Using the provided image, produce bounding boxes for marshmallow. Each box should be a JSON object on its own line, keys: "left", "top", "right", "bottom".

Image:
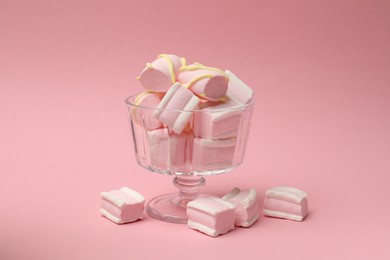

{"left": 187, "top": 196, "right": 236, "bottom": 237}
{"left": 263, "top": 186, "right": 308, "bottom": 221}
{"left": 137, "top": 54, "right": 186, "bottom": 92}
{"left": 178, "top": 63, "right": 229, "bottom": 101}
{"left": 132, "top": 91, "right": 163, "bottom": 130}
{"left": 192, "top": 137, "right": 237, "bottom": 171}
{"left": 225, "top": 70, "right": 254, "bottom": 105}
{"left": 193, "top": 98, "right": 243, "bottom": 139}
{"left": 153, "top": 83, "right": 200, "bottom": 134}
{"left": 148, "top": 128, "right": 193, "bottom": 169}
{"left": 100, "top": 187, "right": 145, "bottom": 224}
{"left": 222, "top": 188, "right": 260, "bottom": 227}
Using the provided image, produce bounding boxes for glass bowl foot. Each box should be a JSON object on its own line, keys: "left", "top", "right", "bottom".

{"left": 146, "top": 193, "right": 189, "bottom": 223}
{"left": 146, "top": 176, "right": 205, "bottom": 224}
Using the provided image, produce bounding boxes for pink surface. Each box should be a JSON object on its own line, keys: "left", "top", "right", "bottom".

{"left": 0, "top": 0, "right": 389, "bottom": 259}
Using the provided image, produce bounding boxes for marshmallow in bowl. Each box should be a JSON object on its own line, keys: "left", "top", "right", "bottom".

{"left": 132, "top": 91, "right": 163, "bottom": 130}
{"left": 263, "top": 186, "right": 308, "bottom": 221}
{"left": 192, "top": 137, "right": 237, "bottom": 171}
{"left": 192, "top": 98, "right": 242, "bottom": 139}
{"left": 153, "top": 82, "right": 200, "bottom": 134}
{"left": 137, "top": 54, "right": 186, "bottom": 92}
{"left": 100, "top": 187, "right": 145, "bottom": 224}
{"left": 178, "top": 63, "right": 229, "bottom": 101}
{"left": 148, "top": 128, "right": 193, "bottom": 169}
{"left": 225, "top": 70, "right": 254, "bottom": 105}
{"left": 131, "top": 53, "right": 255, "bottom": 173}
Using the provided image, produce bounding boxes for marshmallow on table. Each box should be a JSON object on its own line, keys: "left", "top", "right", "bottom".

{"left": 132, "top": 91, "right": 163, "bottom": 130}
{"left": 192, "top": 137, "right": 237, "bottom": 171}
{"left": 178, "top": 63, "right": 229, "bottom": 101}
{"left": 187, "top": 196, "right": 236, "bottom": 237}
{"left": 100, "top": 187, "right": 145, "bottom": 224}
{"left": 193, "top": 98, "right": 243, "bottom": 139}
{"left": 263, "top": 186, "right": 308, "bottom": 221}
{"left": 148, "top": 128, "right": 193, "bottom": 169}
{"left": 153, "top": 83, "right": 200, "bottom": 134}
{"left": 137, "top": 54, "right": 186, "bottom": 92}
{"left": 222, "top": 187, "right": 260, "bottom": 227}
{"left": 225, "top": 70, "right": 254, "bottom": 105}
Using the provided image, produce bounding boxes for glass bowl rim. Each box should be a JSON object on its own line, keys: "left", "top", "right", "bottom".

{"left": 125, "top": 92, "right": 255, "bottom": 113}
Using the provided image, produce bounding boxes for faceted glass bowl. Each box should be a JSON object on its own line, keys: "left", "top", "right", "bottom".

{"left": 125, "top": 93, "right": 254, "bottom": 223}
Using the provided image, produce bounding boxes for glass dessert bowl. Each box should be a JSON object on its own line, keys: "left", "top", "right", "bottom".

{"left": 125, "top": 93, "right": 254, "bottom": 224}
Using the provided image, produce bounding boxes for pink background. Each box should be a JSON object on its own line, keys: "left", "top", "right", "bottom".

{"left": 1, "top": 0, "right": 389, "bottom": 259}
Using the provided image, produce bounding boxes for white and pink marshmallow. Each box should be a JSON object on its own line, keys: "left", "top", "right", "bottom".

{"left": 178, "top": 63, "right": 229, "bottom": 101}
{"left": 263, "top": 186, "right": 309, "bottom": 221}
{"left": 192, "top": 98, "right": 242, "bottom": 139}
{"left": 222, "top": 187, "right": 260, "bottom": 227}
{"left": 137, "top": 54, "right": 186, "bottom": 92}
{"left": 100, "top": 187, "right": 145, "bottom": 224}
{"left": 187, "top": 196, "right": 236, "bottom": 237}
{"left": 192, "top": 137, "right": 237, "bottom": 171}
{"left": 153, "top": 83, "right": 200, "bottom": 134}
{"left": 225, "top": 70, "right": 254, "bottom": 105}
{"left": 132, "top": 91, "right": 163, "bottom": 130}
{"left": 148, "top": 128, "right": 193, "bottom": 169}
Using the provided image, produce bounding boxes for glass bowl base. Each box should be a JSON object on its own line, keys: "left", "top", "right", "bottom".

{"left": 146, "top": 193, "right": 192, "bottom": 224}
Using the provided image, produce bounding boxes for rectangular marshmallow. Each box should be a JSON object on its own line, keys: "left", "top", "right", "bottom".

{"left": 100, "top": 187, "right": 145, "bottom": 224}
{"left": 148, "top": 128, "right": 192, "bottom": 169}
{"left": 192, "top": 137, "right": 237, "bottom": 171}
{"left": 187, "top": 196, "right": 236, "bottom": 237}
{"left": 153, "top": 82, "right": 200, "bottom": 134}
{"left": 222, "top": 188, "right": 260, "bottom": 227}
{"left": 263, "top": 186, "right": 308, "bottom": 221}
{"left": 225, "top": 70, "right": 254, "bottom": 105}
{"left": 192, "top": 99, "right": 243, "bottom": 139}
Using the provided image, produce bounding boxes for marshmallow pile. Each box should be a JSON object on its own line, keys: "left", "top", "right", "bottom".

{"left": 100, "top": 186, "right": 309, "bottom": 237}
{"left": 132, "top": 54, "right": 254, "bottom": 172}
